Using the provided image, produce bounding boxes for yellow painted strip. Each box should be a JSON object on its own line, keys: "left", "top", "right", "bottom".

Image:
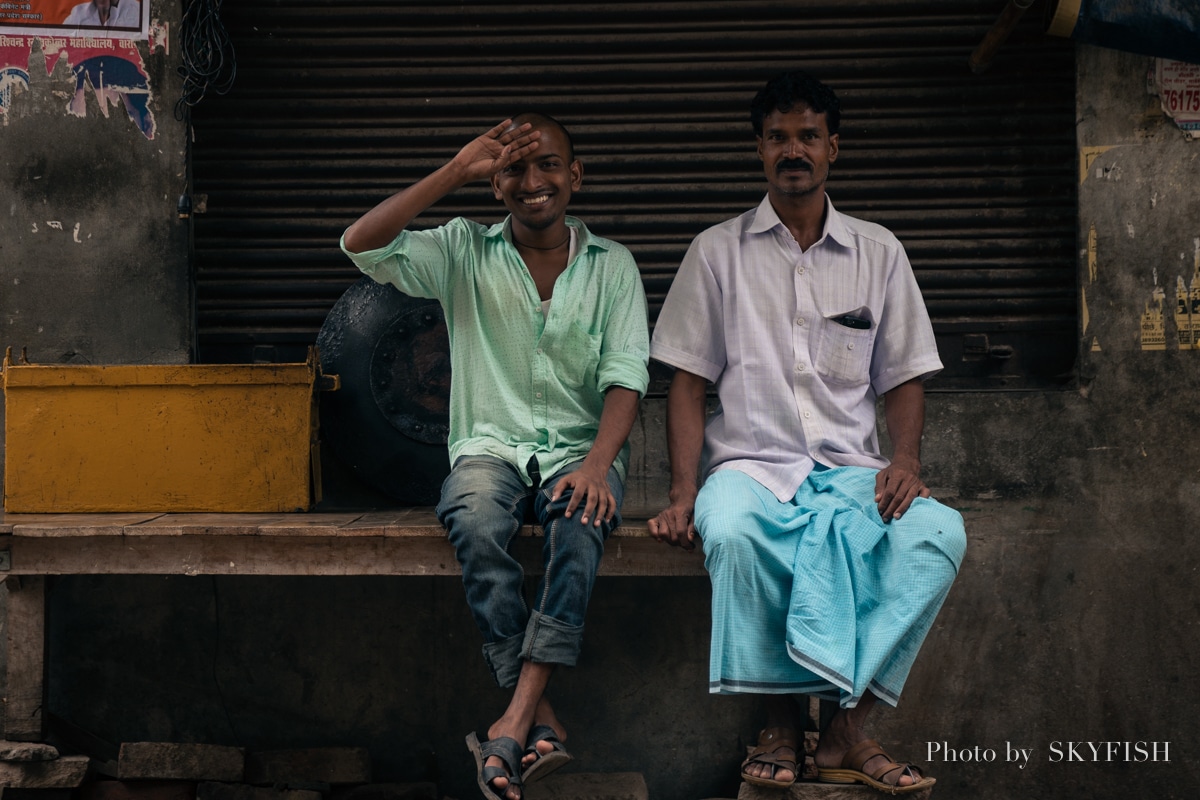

{"left": 3, "top": 363, "right": 314, "bottom": 388}
{"left": 1046, "top": 0, "right": 1081, "bottom": 38}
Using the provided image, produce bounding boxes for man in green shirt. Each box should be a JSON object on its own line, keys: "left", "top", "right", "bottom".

{"left": 341, "top": 115, "right": 650, "bottom": 800}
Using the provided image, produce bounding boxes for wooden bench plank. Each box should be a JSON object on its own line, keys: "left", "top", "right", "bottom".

{"left": 0, "top": 510, "right": 705, "bottom": 577}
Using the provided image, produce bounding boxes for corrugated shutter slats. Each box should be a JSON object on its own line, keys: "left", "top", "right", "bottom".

{"left": 193, "top": 0, "right": 1077, "bottom": 389}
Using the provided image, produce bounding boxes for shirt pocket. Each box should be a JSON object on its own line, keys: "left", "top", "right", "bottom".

{"left": 815, "top": 316, "right": 875, "bottom": 385}
{"left": 550, "top": 321, "right": 603, "bottom": 389}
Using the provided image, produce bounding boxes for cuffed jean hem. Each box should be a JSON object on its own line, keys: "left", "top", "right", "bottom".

{"left": 482, "top": 611, "right": 585, "bottom": 689}
{"left": 521, "top": 610, "right": 584, "bottom": 667}
{"left": 483, "top": 632, "right": 525, "bottom": 689}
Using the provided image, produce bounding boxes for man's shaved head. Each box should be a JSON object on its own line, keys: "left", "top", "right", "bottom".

{"left": 509, "top": 112, "right": 575, "bottom": 162}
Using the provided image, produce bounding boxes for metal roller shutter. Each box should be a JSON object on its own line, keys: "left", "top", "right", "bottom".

{"left": 191, "top": 0, "right": 1078, "bottom": 390}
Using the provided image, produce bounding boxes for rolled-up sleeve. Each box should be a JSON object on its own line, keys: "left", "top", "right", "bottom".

{"left": 596, "top": 252, "right": 651, "bottom": 397}
{"left": 339, "top": 223, "right": 463, "bottom": 300}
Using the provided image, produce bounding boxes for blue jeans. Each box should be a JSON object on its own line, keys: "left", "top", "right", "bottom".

{"left": 436, "top": 454, "right": 622, "bottom": 688}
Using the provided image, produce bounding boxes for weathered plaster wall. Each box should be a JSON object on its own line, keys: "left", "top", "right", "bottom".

{"left": 5, "top": 36, "right": 1200, "bottom": 800}
{"left": 0, "top": 0, "right": 190, "bottom": 494}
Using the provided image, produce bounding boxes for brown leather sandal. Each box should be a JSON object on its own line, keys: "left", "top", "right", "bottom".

{"left": 741, "top": 726, "right": 800, "bottom": 789}
{"left": 816, "top": 738, "right": 935, "bottom": 795}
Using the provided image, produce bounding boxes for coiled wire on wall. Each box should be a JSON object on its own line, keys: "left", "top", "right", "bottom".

{"left": 175, "top": 0, "right": 237, "bottom": 120}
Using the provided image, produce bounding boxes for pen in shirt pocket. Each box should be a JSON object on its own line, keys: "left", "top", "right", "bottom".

{"left": 833, "top": 314, "right": 872, "bottom": 330}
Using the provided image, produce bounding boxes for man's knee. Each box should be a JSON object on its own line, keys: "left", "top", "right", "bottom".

{"left": 892, "top": 496, "right": 967, "bottom": 569}
{"left": 437, "top": 457, "right": 520, "bottom": 521}
{"left": 694, "top": 492, "right": 762, "bottom": 562}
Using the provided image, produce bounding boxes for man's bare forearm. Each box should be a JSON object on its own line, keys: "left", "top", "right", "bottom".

{"left": 883, "top": 377, "right": 925, "bottom": 467}
{"left": 343, "top": 162, "right": 473, "bottom": 253}
{"left": 580, "top": 386, "right": 641, "bottom": 475}
{"left": 665, "top": 369, "right": 708, "bottom": 500}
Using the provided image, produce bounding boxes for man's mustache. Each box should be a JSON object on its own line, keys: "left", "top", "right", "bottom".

{"left": 776, "top": 158, "right": 812, "bottom": 174}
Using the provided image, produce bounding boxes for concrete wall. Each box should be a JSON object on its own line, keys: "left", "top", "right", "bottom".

{"left": 3, "top": 23, "right": 1199, "bottom": 800}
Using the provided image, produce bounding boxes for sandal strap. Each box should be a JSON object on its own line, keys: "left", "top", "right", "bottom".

{"left": 479, "top": 736, "right": 524, "bottom": 789}
{"left": 842, "top": 738, "right": 889, "bottom": 771}
{"left": 525, "top": 723, "right": 566, "bottom": 755}
{"left": 842, "top": 738, "right": 925, "bottom": 785}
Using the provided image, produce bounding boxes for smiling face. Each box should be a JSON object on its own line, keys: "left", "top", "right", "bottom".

{"left": 491, "top": 122, "right": 582, "bottom": 235}
{"left": 757, "top": 105, "right": 839, "bottom": 201}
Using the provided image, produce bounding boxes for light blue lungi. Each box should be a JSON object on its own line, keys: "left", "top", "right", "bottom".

{"left": 694, "top": 466, "right": 966, "bottom": 708}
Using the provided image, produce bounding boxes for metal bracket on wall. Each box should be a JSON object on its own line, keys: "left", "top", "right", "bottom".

{"left": 963, "top": 333, "right": 1015, "bottom": 361}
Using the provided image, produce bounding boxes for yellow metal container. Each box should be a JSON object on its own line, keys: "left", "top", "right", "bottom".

{"left": 2, "top": 348, "right": 334, "bottom": 513}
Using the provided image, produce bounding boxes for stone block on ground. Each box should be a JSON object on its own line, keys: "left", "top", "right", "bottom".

{"left": 523, "top": 772, "right": 647, "bottom": 800}
{"left": 738, "top": 780, "right": 933, "bottom": 800}
{"left": 4, "top": 791, "right": 75, "bottom": 800}
{"left": 115, "top": 744, "right": 245, "bottom": 782}
{"left": 329, "top": 783, "right": 437, "bottom": 800}
{"left": 245, "top": 748, "right": 371, "bottom": 786}
{"left": 0, "top": 755, "right": 90, "bottom": 789}
{"left": 0, "top": 741, "right": 60, "bottom": 762}
{"left": 196, "top": 782, "right": 324, "bottom": 800}
{"left": 80, "top": 778, "right": 198, "bottom": 800}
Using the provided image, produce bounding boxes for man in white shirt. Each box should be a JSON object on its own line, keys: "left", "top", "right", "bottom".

{"left": 649, "top": 71, "right": 966, "bottom": 795}
{"left": 64, "top": 0, "right": 140, "bottom": 29}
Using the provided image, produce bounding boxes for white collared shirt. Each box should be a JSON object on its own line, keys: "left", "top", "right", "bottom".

{"left": 64, "top": 0, "right": 141, "bottom": 28}
{"left": 651, "top": 194, "right": 942, "bottom": 501}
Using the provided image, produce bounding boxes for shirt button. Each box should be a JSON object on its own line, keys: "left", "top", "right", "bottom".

{"left": 795, "top": 317, "right": 805, "bottom": 326}
{"left": 804, "top": 411, "right": 812, "bottom": 419}
{"left": 796, "top": 266, "right": 805, "bottom": 275}
{"left": 795, "top": 363, "right": 805, "bottom": 372}
{"left": 535, "top": 392, "right": 542, "bottom": 398}
{"left": 848, "top": 343, "right": 855, "bottom": 350}
{"left": 536, "top": 348, "right": 543, "bottom": 354}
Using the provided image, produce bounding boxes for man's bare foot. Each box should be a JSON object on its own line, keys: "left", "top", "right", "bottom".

{"left": 741, "top": 695, "right": 801, "bottom": 787}
{"left": 521, "top": 697, "right": 568, "bottom": 769}
{"left": 813, "top": 703, "right": 930, "bottom": 791}
{"left": 467, "top": 732, "right": 524, "bottom": 800}
{"left": 483, "top": 720, "right": 529, "bottom": 800}
{"left": 741, "top": 727, "right": 799, "bottom": 786}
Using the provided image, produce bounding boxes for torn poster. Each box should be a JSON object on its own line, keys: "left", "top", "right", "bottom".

{"left": 1153, "top": 59, "right": 1200, "bottom": 139}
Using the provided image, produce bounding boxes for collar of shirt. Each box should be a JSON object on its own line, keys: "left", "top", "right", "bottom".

{"left": 482, "top": 214, "right": 609, "bottom": 259}
{"left": 744, "top": 194, "right": 857, "bottom": 252}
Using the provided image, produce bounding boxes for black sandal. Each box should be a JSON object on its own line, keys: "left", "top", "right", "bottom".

{"left": 466, "top": 731, "right": 525, "bottom": 800}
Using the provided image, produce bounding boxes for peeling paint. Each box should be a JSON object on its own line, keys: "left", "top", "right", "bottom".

{"left": 1087, "top": 224, "right": 1098, "bottom": 283}
{"left": 1140, "top": 270, "right": 1166, "bottom": 351}
{"left": 1140, "top": 244, "right": 1200, "bottom": 351}
{"left": 1081, "top": 285, "right": 1090, "bottom": 335}
{"left": 1126, "top": 222, "right": 1135, "bottom": 238}
{"left": 1079, "top": 146, "right": 1115, "bottom": 184}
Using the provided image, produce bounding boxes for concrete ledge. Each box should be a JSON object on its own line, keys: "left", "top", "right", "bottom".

{"left": 0, "top": 510, "right": 705, "bottom": 577}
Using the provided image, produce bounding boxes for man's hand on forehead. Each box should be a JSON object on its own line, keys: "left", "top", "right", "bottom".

{"left": 450, "top": 119, "right": 542, "bottom": 182}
